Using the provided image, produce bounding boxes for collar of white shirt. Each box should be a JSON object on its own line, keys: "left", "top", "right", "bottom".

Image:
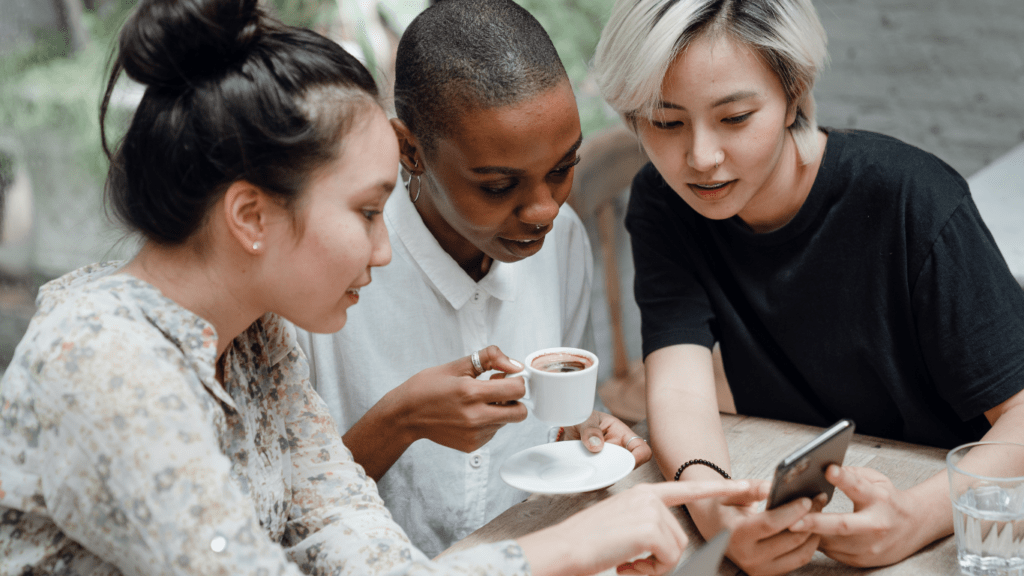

{"left": 387, "top": 181, "right": 517, "bottom": 310}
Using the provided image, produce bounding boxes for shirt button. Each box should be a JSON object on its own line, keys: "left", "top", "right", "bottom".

{"left": 210, "top": 535, "right": 227, "bottom": 553}
{"left": 472, "top": 292, "right": 481, "bottom": 302}
{"left": 470, "top": 454, "right": 483, "bottom": 468}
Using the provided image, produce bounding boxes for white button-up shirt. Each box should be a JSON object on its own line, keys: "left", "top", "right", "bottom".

{"left": 296, "top": 185, "right": 593, "bottom": 557}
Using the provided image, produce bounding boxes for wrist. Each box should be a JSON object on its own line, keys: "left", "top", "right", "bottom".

{"left": 377, "top": 385, "right": 420, "bottom": 446}
{"left": 518, "top": 526, "right": 581, "bottom": 576}
{"left": 685, "top": 495, "right": 730, "bottom": 539}
{"left": 673, "top": 464, "right": 733, "bottom": 537}
{"left": 674, "top": 458, "right": 731, "bottom": 481}
{"left": 906, "top": 481, "right": 954, "bottom": 544}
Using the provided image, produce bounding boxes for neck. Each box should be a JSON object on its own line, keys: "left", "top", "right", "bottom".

{"left": 412, "top": 178, "right": 492, "bottom": 281}
{"left": 122, "top": 239, "right": 263, "bottom": 365}
{"left": 738, "top": 130, "right": 826, "bottom": 234}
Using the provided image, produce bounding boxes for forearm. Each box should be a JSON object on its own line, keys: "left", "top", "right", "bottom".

{"left": 875, "top": 401, "right": 1024, "bottom": 559}
{"left": 649, "top": 386, "right": 731, "bottom": 481}
{"left": 645, "top": 345, "right": 733, "bottom": 532}
{"left": 342, "top": 388, "right": 417, "bottom": 481}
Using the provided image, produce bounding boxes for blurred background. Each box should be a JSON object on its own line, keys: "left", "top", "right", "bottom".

{"left": 1, "top": 0, "right": 1022, "bottom": 382}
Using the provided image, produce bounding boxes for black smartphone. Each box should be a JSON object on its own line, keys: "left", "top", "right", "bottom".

{"left": 766, "top": 419, "right": 855, "bottom": 510}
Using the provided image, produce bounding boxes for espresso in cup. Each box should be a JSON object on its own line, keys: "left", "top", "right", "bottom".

{"left": 531, "top": 352, "right": 594, "bottom": 374}
{"left": 515, "top": 347, "right": 600, "bottom": 426}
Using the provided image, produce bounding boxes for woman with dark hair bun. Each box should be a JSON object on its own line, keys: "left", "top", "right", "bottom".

{"left": 0, "top": 0, "right": 762, "bottom": 574}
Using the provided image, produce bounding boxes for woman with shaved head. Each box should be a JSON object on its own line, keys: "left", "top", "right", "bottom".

{"left": 296, "top": 0, "right": 654, "bottom": 558}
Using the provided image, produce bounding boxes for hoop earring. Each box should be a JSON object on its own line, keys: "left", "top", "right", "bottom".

{"left": 403, "top": 159, "right": 422, "bottom": 203}
{"left": 410, "top": 173, "right": 422, "bottom": 203}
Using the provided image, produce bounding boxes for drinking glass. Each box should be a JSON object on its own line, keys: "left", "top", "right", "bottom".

{"left": 947, "top": 442, "right": 1024, "bottom": 576}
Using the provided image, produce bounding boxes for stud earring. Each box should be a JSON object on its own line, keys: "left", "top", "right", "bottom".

{"left": 252, "top": 241, "right": 261, "bottom": 251}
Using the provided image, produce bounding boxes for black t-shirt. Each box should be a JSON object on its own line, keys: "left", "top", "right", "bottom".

{"left": 626, "top": 129, "right": 1024, "bottom": 448}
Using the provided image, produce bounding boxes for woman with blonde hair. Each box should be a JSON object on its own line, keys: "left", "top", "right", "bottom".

{"left": 593, "top": 0, "right": 1024, "bottom": 574}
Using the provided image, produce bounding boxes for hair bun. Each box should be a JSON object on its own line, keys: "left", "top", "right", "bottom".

{"left": 118, "top": 0, "right": 264, "bottom": 89}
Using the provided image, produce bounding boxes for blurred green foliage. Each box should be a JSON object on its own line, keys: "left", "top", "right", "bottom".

{"left": 0, "top": 0, "right": 619, "bottom": 186}
{"left": 517, "top": 0, "right": 620, "bottom": 136}
{"left": 266, "top": 0, "right": 337, "bottom": 29}
{"left": 518, "top": 0, "right": 613, "bottom": 92}
{"left": 0, "top": 3, "right": 136, "bottom": 181}
{"left": 0, "top": 0, "right": 341, "bottom": 184}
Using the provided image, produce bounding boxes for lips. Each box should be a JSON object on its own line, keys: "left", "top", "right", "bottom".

{"left": 502, "top": 236, "right": 545, "bottom": 243}
{"left": 497, "top": 235, "right": 547, "bottom": 259}
{"left": 688, "top": 180, "right": 735, "bottom": 199}
{"left": 345, "top": 287, "right": 360, "bottom": 303}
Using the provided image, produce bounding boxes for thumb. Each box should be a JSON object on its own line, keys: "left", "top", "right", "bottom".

{"left": 573, "top": 411, "right": 604, "bottom": 453}
{"left": 477, "top": 345, "right": 524, "bottom": 375}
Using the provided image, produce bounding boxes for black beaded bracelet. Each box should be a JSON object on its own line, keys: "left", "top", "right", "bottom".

{"left": 674, "top": 459, "right": 731, "bottom": 481}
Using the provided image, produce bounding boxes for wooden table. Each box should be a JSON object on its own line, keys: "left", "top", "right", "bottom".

{"left": 442, "top": 414, "right": 958, "bottom": 575}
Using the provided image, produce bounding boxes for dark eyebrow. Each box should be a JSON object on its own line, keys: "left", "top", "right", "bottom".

{"left": 470, "top": 133, "right": 584, "bottom": 176}
{"left": 657, "top": 90, "right": 759, "bottom": 111}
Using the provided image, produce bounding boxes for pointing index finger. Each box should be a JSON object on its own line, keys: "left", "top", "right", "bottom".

{"left": 653, "top": 479, "right": 765, "bottom": 507}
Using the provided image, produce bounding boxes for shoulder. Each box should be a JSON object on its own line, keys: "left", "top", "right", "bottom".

{"left": 625, "top": 162, "right": 700, "bottom": 234}
{"left": 552, "top": 203, "right": 588, "bottom": 248}
{"left": 27, "top": 265, "right": 176, "bottom": 359}
{"left": 547, "top": 204, "right": 593, "bottom": 299}
{"left": 627, "top": 162, "right": 684, "bottom": 211}
{"left": 823, "top": 129, "right": 972, "bottom": 244}
{"left": 632, "top": 161, "right": 669, "bottom": 193}
{"left": 826, "top": 129, "right": 968, "bottom": 203}
{"left": 9, "top": 271, "right": 218, "bottom": 426}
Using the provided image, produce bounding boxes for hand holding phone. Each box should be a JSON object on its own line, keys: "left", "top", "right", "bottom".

{"left": 766, "top": 419, "right": 855, "bottom": 510}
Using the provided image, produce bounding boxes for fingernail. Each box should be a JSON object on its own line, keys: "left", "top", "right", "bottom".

{"left": 802, "top": 498, "right": 812, "bottom": 510}
{"left": 510, "top": 359, "right": 523, "bottom": 368}
{"left": 791, "top": 519, "right": 806, "bottom": 531}
{"left": 588, "top": 437, "right": 601, "bottom": 447}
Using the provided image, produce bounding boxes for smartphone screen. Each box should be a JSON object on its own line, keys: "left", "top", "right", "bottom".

{"left": 766, "top": 419, "right": 855, "bottom": 510}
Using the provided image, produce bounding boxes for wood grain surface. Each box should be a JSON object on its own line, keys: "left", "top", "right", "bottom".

{"left": 441, "top": 414, "right": 957, "bottom": 575}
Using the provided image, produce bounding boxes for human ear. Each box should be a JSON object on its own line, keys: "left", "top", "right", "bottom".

{"left": 785, "top": 98, "right": 800, "bottom": 128}
{"left": 223, "top": 180, "right": 269, "bottom": 254}
{"left": 390, "top": 118, "right": 423, "bottom": 174}
{"left": 786, "top": 82, "right": 808, "bottom": 128}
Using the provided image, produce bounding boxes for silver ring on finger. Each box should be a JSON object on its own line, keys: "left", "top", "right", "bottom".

{"left": 624, "top": 436, "right": 645, "bottom": 449}
{"left": 471, "top": 350, "right": 484, "bottom": 376}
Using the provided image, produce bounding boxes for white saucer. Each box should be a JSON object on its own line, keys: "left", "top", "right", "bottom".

{"left": 500, "top": 440, "right": 635, "bottom": 494}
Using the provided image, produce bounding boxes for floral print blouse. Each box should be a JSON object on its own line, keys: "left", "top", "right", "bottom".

{"left": 0, "top": 262, "right": 530, "bottom": 576}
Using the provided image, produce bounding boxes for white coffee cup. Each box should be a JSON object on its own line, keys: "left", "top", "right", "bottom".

{"left": 510, "top": 347, "right": 599, "bottom": 426}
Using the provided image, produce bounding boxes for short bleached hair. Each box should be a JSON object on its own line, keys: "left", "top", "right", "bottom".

{"left": 593, "top": 0, "right": 828, "bottom": 164}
